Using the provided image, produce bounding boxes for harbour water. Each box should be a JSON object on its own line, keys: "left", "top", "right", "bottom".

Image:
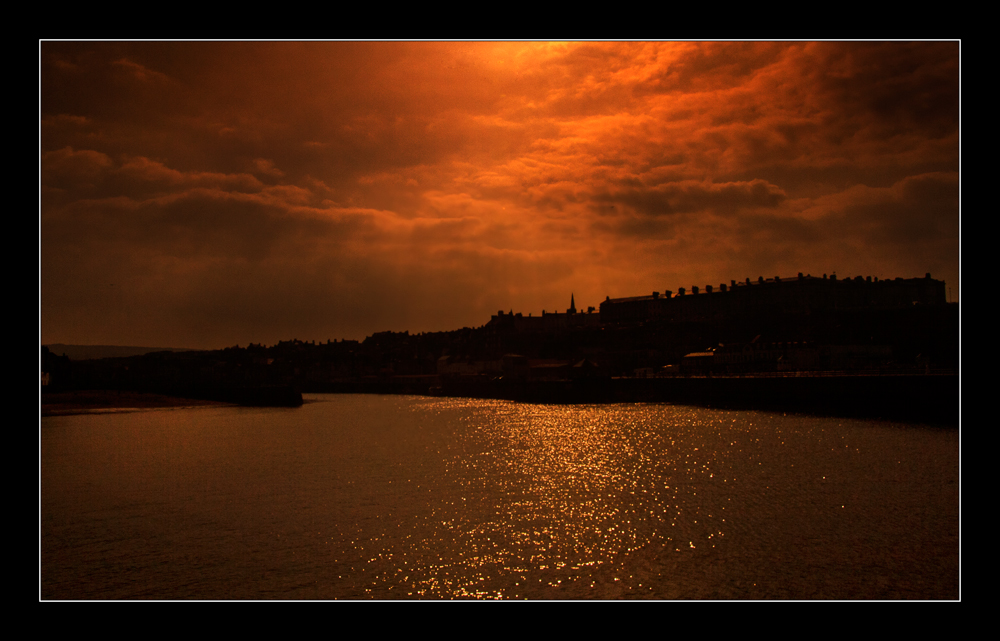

{"left": 41, "top": 394, "right": 959, "bottom": 599}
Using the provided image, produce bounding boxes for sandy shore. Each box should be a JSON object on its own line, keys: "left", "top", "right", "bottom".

{"left": 41, "top": 390, "right": 233, "bottom": 416}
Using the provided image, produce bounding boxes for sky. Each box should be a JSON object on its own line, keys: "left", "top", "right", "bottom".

{"left": 40, "top": 41, "right": 960, "bottom": 349}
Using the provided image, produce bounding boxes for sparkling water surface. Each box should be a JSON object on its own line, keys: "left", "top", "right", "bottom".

{"left": 41, "top": 394, "right": 959, "bottom": 599}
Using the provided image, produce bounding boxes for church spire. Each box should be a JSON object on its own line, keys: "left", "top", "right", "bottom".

{"left": 569, "top": 293, "right": 576, "bottom": 314}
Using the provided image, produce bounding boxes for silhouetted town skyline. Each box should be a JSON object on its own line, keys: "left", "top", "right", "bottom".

{"left": 44, "top": 269, "right": 957, "bottom": 420}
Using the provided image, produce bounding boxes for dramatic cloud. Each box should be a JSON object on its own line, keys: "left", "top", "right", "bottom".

{"left": 41, "top": 42, "right": 960, "bottom": 348}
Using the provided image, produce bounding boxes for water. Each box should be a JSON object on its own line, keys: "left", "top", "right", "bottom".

{"left": 41, "top": 394, "right": 959, "bottom": 599}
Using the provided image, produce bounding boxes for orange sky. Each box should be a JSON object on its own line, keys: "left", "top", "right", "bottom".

{"left": 41, "top": 42, "right": 960, "bottom": 349}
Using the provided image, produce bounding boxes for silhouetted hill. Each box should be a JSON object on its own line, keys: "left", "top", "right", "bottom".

{"left": 44, "top": 344, "right": 198, "bottom": 361}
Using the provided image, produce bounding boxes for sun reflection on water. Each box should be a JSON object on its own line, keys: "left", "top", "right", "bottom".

{"left": 42, "top": 396, "right": 958, "bottom": 599}
{"left": 352, "top": 399, "right": 732, "bottom": 599}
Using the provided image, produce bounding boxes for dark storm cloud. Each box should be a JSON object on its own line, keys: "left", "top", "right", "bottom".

{"left": 819, "top": 171, "right": 959, "bottom": 273}
{"left": 592, "top": 179, "right": 787, "bottom": 218}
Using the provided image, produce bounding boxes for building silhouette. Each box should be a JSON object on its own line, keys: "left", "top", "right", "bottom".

{"left": 599, "top": 273, "right": 945, "bottom": 323}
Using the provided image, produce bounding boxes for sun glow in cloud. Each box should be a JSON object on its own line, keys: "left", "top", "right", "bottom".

{"left": 41, "top": 42, "right": 959, "bottom": 348}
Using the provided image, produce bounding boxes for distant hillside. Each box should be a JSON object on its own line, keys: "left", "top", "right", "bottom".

{"left": 44, "top": 344, "right": 198, "bottom": 361}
